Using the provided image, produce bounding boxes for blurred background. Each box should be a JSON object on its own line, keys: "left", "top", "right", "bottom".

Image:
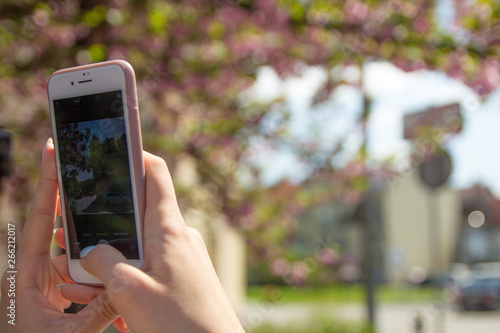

{"left": 2, "top": 0, "right": 500, "bottom": 332}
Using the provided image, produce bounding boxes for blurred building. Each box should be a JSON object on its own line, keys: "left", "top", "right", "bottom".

{"left": 383, "top": 169, "right": 460, "bottom": 284}
{"left": 292, "top": 168, "right": 500, "bottom": 286}
{"left": 455, "top": 185, "right": 500, "bottom": 265}
{"left": 385, "top": 176, "right": 500, "bottom": 284}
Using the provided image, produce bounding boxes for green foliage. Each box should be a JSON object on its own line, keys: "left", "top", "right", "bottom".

{"left": 147, "top": 3, "right": 174, "bottom": 34}
{"left": 88, "top": 44, "right": 108, "bottom": 63}
{"left": 82, "top": 5, "right": 107, "bottom": 28}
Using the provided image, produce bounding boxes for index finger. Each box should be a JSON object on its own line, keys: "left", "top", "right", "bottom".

{"left": 54, "top": 228, "right": 66, "bottom": 250}
{"left": 19, "top": 139, "right": 59, "bottom": 258}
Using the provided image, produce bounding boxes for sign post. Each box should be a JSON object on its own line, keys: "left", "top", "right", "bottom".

{"left": 404, "top": 104, "right": 458, "bottom": 333}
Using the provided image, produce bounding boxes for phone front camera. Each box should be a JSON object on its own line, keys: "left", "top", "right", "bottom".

{"left": 71, "top": 81, "right": 74, "bottom": 86}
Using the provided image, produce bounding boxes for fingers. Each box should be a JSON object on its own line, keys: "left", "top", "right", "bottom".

{"left": 58, "top": 284, "right": 104, "bottom": 304}
{"left": 80, "top": 245, "right": 160, "bottom": 332}
{"left": 141, "top": 152, "right": 187, "bottom": 272}
{"left": 54, "top": 228, "right": 66, "bottom": 249}
{"left": 80, "top": 245, "right": 154, "bottom": 295}
{"left": 52, "top": 254, "right": 72, "bottom": 283}
{"left": 113, "top": 316, "right": 129, "bottom": 333}
{"left": 144, "top": 152, "right": 180, "bottom": 213}
{"left": 143, "top": 152, "right": 185, "bottom": 233}
{"left": 57, "top": 195, "right": 62, "bottom": 216}
{"left": 62, "top": 291, "right": 119, "bottom": 333}
{"left": 58, "top": 284, "right": 129, "bottom": 332}
{"left": 19, "top": 139, "right": 58, "bottom": 258}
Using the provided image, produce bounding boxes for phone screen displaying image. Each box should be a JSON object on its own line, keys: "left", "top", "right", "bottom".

{"left": 53, "top": 90, "right": 139, "bottom": 259}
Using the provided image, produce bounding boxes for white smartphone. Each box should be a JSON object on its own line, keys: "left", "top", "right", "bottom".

{"left": 48, "top": 60, "right": 145, "bottom": 285}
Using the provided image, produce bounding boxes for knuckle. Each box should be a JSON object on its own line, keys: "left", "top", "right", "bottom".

{"left": 96, "top": 292, "right": 119, "bottom": 320}
{"left": 185, "top": 227, "right": 208, "bottom": 249}
{"left": 160, "top": 221, "right": 188, "bottom": 240}
{"left": 100, "top": 300, "right": 118, "bottom": 320}
{"left": 186, "top": 226, "right": 203, "bottom": 242}
{"left": 149, "top": 155, "right": 168, "bottom": 170}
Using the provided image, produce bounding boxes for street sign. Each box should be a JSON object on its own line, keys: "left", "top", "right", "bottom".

{"left": 419, "top": 150, "right": 452, "bottom": 189}
{"left": 404, "top": 103, "right": 462, "bottom": 139}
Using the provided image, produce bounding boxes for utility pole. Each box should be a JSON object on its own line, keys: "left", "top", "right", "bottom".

{"left": 360, "top": 63, "right": 377, "bottom": 330}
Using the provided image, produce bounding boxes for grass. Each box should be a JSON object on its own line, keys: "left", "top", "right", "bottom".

{"left": 245, "top": 284, "right": 437, "bottom": 332}
{"left": 247, "top": 316, "right": 374, "bottom": 333}
{"left": 247, "top": 283, "right": 436, "bottom": 304}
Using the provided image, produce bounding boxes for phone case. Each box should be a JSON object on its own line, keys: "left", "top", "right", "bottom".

{"left": 49, "top": 60, "right": 145, "bottom": 284}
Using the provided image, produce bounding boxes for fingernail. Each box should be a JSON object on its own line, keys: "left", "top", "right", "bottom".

{"left": 43, "top": 138, "right": 53, "bottom": 156}
{"left": 56, "top": 283, "right": 72, "bottom": 289}
{"left": 80, "top": 245, "right": 97, "bottom": 258}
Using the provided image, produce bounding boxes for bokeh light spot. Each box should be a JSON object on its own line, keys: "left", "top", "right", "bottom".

{"left": 408, "top": 267, "right": 427, "bottom": 284}
{"left": 468, "top": 210, "right": 485, "bottom": 228}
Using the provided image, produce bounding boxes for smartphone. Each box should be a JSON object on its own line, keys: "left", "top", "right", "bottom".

{"left": 48, "top": 60, "right": 145, "bottom": 285}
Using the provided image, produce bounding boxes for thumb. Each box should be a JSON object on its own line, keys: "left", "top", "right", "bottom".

{"left": 80, "top": 245, "right": 150, "bottom": 295}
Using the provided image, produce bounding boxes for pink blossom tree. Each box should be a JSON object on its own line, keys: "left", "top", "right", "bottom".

{"left": 0, "top": 0, "right": 498, "bottom": 283}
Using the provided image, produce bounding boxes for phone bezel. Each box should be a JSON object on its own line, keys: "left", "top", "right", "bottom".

{"left": 48, "top": 63, "right": 143, "bottom": 285}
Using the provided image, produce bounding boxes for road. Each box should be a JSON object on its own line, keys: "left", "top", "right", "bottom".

{"left": 241, "top": 301, "right": 500, "bottom": 333}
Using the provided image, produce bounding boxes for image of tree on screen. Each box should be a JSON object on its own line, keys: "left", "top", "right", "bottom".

{"left": 57, "top": 117, "right": 133, "bottom": 215}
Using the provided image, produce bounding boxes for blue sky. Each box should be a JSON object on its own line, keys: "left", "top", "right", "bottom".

{"left": 78, "top": 117, "right": 126, "bottom": 143}
{"left": 245, "top": 62, "right": 500, "bottom": 197}
{"left": 366, "top": 62, "right": 500, "bottom": 197}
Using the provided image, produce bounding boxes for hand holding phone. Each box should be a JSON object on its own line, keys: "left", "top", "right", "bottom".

{"left": 0, "top": 140, "right": 120, "bottom": 333}
{"left": 61, "top": 152, "right": 245, "bottom": 333}
{"left": 48, "top": 60, "right": 145, "bottom": 285}
{"left": 5, "top": 60, "right": 243, "bottom": 333}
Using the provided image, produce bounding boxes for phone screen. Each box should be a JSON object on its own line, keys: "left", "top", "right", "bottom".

{"left": 53, "top": 90, "right": 139, "bottom": 260}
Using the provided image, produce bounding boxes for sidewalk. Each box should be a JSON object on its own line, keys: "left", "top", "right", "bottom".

{"left": 241, "top": 301, "right": 500, "bottom": 333}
